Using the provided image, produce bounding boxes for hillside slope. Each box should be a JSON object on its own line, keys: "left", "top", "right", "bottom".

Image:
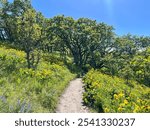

{"left": 83, "top": 69, "right": 150, "bottom": 113}
{"left": 0, "top": 46, "right": 75, "bottom": 112}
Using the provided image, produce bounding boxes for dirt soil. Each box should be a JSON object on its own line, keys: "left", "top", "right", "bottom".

{"left": 56, "top": 78, "right": 89, "bottom": 113}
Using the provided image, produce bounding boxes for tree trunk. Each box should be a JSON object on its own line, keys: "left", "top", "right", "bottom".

{"left": 26, "top": 50, "right": 31, "bottom": 69}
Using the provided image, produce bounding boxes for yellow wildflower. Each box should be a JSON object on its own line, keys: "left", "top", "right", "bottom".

{"left": 104, "top": 108, "right": 110, "bottom": 112}
{"left": 114, "top": 94, "right": 118, "bottom": 100}
{"left": 118, "top": 92, "right": 124, "bottom": 97}
{"left": 124, "top": 99, "right": 128, "bottom": 105}
{"left": 120, "top": 103, "right": 125, "bottom": 107}
{"left": 118, "top": 107, "right": 123, "bottom": 112}
{"left": 137, "top": 99, "right": 141, "bottom": 103}
{"left": 133, "top": 104, "right": 140, "bottom": 113}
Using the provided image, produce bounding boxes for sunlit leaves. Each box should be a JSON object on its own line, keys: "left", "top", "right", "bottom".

{"left": 83, "top": 69, "right": 150, "bottom": 113}
{"left": 0, "top": 46, "right": 75, "bottom": 112}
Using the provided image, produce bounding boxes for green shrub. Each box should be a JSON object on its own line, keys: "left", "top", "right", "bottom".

{"left": 0, "top": 46, "right": 75, "bottom": 112}
{"left": 83, "top": 69, "right": 150, "bottom": 113}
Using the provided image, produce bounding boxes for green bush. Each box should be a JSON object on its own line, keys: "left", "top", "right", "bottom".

{"left": 0, "top": 46, "right": 75, "bottom": 112}
{"left": 83, "top": 69, "right": 150, "bottom": 113}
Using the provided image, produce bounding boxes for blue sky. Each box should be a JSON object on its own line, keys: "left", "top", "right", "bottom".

{"left": 8, "top": 0, "right": 150, "bottom": 36}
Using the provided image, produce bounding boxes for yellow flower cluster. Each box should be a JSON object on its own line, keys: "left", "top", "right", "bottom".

{"left": 104, "top": 108, "right": 110, "bottom": 112}
{"left": 114, "top": 92, "right": 124, "bottom": 100}
{"left": 0, "top": 47, "right": 25, "bottom": 57}
{"left": 118, "top": 107, "right": 124, "bottom": 112}
{"left": 19, "top": 68, "right": 53, "bottom": 80}
{"left": 83, "top": 69, "right": 150, "bottom": 113}
{"left": 124, "top": 99, "right": 128, "bottom": 105}
{"left": 0, "top": 47, "right": 25, "bottom": 64}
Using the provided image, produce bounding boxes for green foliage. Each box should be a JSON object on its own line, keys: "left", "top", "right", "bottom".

{"left": 83, "top": 69, "right": 150, "bottom": 113}
{"left": 0, "top": 46, "right": 25, "bottom": 75}
{"left": 130, "top": 48, "right": 150, "bottom": 86}
{"left": 49, "top": 16, "right": 114, "bottom": 74}
{"left": 0, "top": 0, "right": 48, "bottom": 69}
{"left": 100, "top": 36, "right": 150, "bottom": 87}
{"left": 0, "top": 0, "right": 150, "bottom": 113}
{"left": 42, "top": 53, "right": 64, "bottom": 66}
{"left": 0, "top": 46, "right": 75, "bottom": 112}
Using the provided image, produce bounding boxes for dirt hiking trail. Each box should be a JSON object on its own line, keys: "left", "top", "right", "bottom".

{"left": 56, "top": 78, "right": 89, "bottom": 113}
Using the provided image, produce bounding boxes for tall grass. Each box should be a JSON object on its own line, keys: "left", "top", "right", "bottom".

{"left": 0, "top": 46, "right": 75, "bottom": 112}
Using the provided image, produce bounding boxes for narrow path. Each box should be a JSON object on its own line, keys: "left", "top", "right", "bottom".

{"left": 56, "top": 78, "right": 89, "bottom": 113}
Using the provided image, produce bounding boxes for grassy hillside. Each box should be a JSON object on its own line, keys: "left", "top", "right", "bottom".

{"left": 83, "top": 69, "right": 150, "bottom": 113}
{"left": 0, "top": 46, "right": 75, "bottom": 112}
